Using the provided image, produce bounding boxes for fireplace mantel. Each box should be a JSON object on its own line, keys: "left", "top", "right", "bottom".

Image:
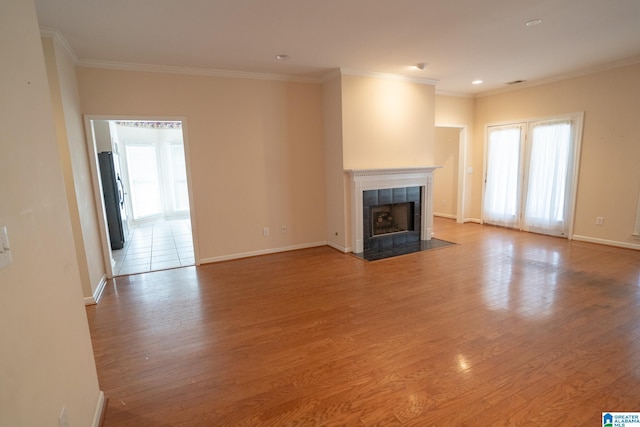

{"left": 347, "top": 167, "right": 440, "bottom": 254}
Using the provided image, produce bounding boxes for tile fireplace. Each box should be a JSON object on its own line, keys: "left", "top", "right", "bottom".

{"left": 348, "top": 167, "right": 439, "bottom": 254}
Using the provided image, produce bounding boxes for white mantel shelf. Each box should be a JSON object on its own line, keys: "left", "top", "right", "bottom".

{"left": 347, "top": 167, "right": 441, "bottom": 254}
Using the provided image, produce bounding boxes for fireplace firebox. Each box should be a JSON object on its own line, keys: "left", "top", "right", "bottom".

{"left": 371, "top": 202, "right": 414, "bottom": 236}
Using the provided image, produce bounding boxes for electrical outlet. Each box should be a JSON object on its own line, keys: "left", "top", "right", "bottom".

{"left": 281, "top": 226, "right": 287, "bottom": 233}
{"left": 59, "top": 406, "right": 70, "bottom": 427}
{"left": 263, "top": 227, "right": 269, "bottom": 236}
{"left": 595, "top": 217, "right": 604, "bottom": 226}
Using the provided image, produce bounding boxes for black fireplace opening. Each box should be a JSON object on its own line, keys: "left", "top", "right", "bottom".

{"left": 371, "top": 202, "right": 414, "bottom": 237}
{"left": 362, "top": 186, "right": 422, "bottom": 252}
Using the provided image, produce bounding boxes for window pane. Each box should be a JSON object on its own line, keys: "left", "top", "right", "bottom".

{"left": 169, "top": 144, "right": 189, "bottom": 212}
{"left": 126, "top": 145, "right": 162, "bottom": 219}
{"left": 174, "top": 182, "right": 190, "bottom": 212}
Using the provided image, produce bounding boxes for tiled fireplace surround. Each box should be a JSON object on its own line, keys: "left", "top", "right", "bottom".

{"left": 348, "top": 167, "right": 439, "bottom": 254}
{"left": 363, "top": 186, "right": 421, "bottom": 251}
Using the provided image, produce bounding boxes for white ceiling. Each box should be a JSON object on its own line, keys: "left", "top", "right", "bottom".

{"left": 34, "top": 0, "right": 640, "bottom": 95}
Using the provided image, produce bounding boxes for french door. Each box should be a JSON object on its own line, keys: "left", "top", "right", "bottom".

{"left": 483, "top": 114, "right": 582, "bottom": 237}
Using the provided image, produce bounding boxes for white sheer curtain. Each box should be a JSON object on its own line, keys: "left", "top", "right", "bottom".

{"left": 523, "top": 121, "right": 572, "bottom": 235}
{"left": 483, "top": 126, "right": 523, "bottom": 228}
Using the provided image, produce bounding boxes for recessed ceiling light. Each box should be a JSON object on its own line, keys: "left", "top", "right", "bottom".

{"left": 415, "top": 62, "right": 428, "bottom": 70}
{"left": 275, "top": 54, "right": 290, "bottom": 60}
{"left": 525, "top": 18, "right": 542, "bottom": 27}
{"left": 472, "top": 80, "right": 483, "bottom": 85}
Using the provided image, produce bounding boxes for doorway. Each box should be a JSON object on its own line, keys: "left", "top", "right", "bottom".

{"left": 85, "top": 117, "right": 197, "bottom": 278}
{"left": 434, "top": 125, "right": 467, "bottom": 223}
{"left": 482, "top": 113, "right": 583, "bottom": 237}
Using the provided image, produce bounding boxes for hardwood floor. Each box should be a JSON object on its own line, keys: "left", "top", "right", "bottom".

{"left": 86, "top": 218, "right": 640, "bottom": 426}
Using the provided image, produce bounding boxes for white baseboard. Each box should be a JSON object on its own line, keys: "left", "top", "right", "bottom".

{"left": 84, "top": 274, "right": 107, "bottom": 306}
{"left": 94, "top": 274, "right": 107, "bottom": 303}
{"left": 464, "top": 218, "right": 482, "bottom": 224}
{"left": 571, "top": 235, "right": 640, "bottom": 251}
{"left": 91, "top": 390, "right": 106, "bottom": 427}
{"left": 200, "top": 241, "right": 328, "bottom": 264}
{"left": 327, "top": 241, "right": 349, "bottom": 253}
{"left": 434, "top": 213, "right": 457, "bottom": 219}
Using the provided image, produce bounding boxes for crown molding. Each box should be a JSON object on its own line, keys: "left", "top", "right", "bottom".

{"left": 39, "top": 26, "right": 78, "bottom": 64}
{"left": 38, "top": 26, "right": 322, "bottom": 83}
{"left": 435, "top": 90, "right": 474, "bottom": 98}
{"left": 78, "top": 61, "right": 442, "bottom": 86}
{"left": 476, "top": 55, "right": 640, "bottom": 98}
{"left": 321, "top": 68, "right": 342, "bottom": 83}
{"left": 76, "top": 59, "right": 321, "bottom": 83}
{"left": 339, "top": 68, "right": 439, "bottom": 86}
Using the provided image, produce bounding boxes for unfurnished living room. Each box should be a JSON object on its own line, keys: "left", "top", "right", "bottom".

{"left": 2, "top": 0, "right": 640, "bottom": 426}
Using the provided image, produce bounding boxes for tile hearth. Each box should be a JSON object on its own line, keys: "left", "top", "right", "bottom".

{"left": 354, "top": 238, "right": 456, "bottom": 261}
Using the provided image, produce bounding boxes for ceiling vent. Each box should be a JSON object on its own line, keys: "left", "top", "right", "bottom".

{"left": 506, "top": 80, "right": 526, "bottom": 85}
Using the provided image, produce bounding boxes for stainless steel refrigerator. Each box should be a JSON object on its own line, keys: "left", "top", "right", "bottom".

{"left": 98, "top": 151, "right": 128, "bottom": 250}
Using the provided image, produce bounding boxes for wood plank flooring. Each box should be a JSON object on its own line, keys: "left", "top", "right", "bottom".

{"left": 86, "top": 218, "right": 640, "bottom": 426}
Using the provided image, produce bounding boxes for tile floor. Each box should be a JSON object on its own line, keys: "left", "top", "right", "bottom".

{"left": 112, "top": 218, "right": 194, "bottom": 276}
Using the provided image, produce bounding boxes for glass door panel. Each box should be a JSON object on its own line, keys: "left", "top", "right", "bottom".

{"left": 523, "top": 120, "right": 573, "bottom": 236}
{"left": 483, "top": 125, "right": 524, "bottom": 228}
{"left": 483, "top": 117, "right": 579, "bottom": 238}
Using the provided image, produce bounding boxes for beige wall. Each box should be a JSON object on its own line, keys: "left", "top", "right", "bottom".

{"left": 342, "top": 74, "right": 435, "bottom": 169}
{"left": 325, "top": 73, "right": 437, "bottom": 250}
{"left": 474, "top": 63, "right": 640, "bottom": 247}
{"left": 43, "top": 36, "right": 106, "bottom": 301}
{"left": 435, "top": 94, "right": 476, "bottom": 222}
{"left": 435, "top": 94, "right": 475, "bottom": 127}
{"left": 434, "top": 127, "right": 459, "bottom": 218}
{"left": 0, "top": 1, "right": 101, "bottom": 425}
{"left": 322, "top": 74, "right": 349, "bottom": 250}
{"left": 77, "top": 68, "right": 327, "bottom": 260}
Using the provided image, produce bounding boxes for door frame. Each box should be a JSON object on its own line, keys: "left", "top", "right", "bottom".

{"left": 434, "top": 124, "right": 467, "bottom": 223}
{"left": 83, "top": 115, "right": 199, "bottom": 278}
